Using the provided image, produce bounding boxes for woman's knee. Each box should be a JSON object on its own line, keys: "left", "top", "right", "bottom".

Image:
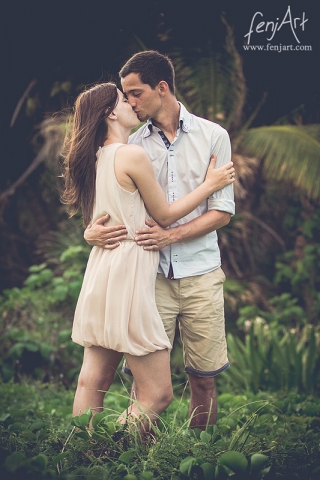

{"left": 78, "top": 346, "right": 121, "bottom": 391}
{"left": 149, "top": 383, "right": 173, "bottom": 411}
{"left": 161, "top": 385, "right": 174, "bottom": 409}
{"left": 77, "top": 366, "right": 115, "bottom": 391}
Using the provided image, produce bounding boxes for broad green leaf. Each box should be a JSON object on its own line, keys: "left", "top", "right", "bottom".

{"left": 29, "top": 421, "right": 46, "bottom": 432}
{"left": 75, "top": 412, "right": 91, "bottom": 427}
{"left": 139, "top": 472, "right": 154, "bottom": 480}
{"left": 190, "top": 427, "right": 202, "bottom": 439}
{"left": 92, "top": 411, "right": 108, "bottom": 430}
{"left": 106, "top": 421, "right": 116, "bottom": 435}
{"left": 24, "top": 342, "right": 39, "bottom": 352}
{"left": 218, "top": 451, "right": 248, "bottom": 474}
{"left": 200, "top": 430, "right": 212, "bottom": 443}
{"left": 201, "top": 462, "right": 215, "bottom": 480}
{"left": 8, "top": 422, "right": 26, "bottom": 432}
{"left": 119, "top": 450, "right": 134, "bottom": 464}
{"left": 214, "top": 463, "right": 229, "bottom": 480}
{"left": 52, "top": 452, "right": 68, "bottom": 467}
{"left": 250, "top": 454, "right": 269, "bottom": 475}
{"left": 0, "top": 413, "right": 10, "bottom": 422}
{"left": 20, "top": 430, "right": 37, "bottom": 440}
{"left": 30, "top": 454, "right": 48, "bottom": 471}
{"left": 75, "top": 431, "right": 89, "bottom": 440}
{"left": 180, "top": 456, "right": 199, "bottom": 476}
{"left": 218, "top": 393, "right": 234, "bottom": 406}
{"left": 29, "top": 263, "right": 47, "bottom": 273}
{"left": 4, "top": 452, "right": 26, "bottom": 472}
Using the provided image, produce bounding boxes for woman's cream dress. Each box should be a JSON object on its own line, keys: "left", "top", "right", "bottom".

{"left": 72, "top": 143, "right": 171, "bottom": 355}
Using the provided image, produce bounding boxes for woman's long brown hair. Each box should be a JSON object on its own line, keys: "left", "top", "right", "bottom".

{"left": 62, "top": 83, "right": 118, "bottom": 226}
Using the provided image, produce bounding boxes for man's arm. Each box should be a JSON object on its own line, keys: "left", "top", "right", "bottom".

{"left": 84, "top": 214, "right": 128, "bottom": 249}
{"left": 135, "top": 210, "right": 231, "bottom": 250}
{"left": 135, "top": 127, "right": 234, "bottom": 250}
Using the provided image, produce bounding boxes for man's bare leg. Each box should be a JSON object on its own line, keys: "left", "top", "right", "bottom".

{"left": 188, "top": 374, "right": 217, "bottom": 429}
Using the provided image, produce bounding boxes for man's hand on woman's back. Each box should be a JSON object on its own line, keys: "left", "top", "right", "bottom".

{"left": 84, "top": 214, "right": 128, "bottom": 249}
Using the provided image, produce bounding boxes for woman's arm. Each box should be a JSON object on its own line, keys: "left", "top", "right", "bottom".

{"left": 116, "top": 145, "right": 234, "bottom": 228}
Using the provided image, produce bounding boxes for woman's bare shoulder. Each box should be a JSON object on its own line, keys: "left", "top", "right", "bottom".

{"left": 117, "top": 144, "right": 149, "bottom": 161}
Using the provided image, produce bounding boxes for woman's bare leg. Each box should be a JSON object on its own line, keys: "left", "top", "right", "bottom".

{"left": 118, "top": 349, "right": 173, "bottom": 431}
{"left": 73, "top": 346, "right": 123, "bottom": 416}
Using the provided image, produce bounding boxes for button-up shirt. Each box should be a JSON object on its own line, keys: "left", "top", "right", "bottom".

{"left": 129, "top": 102, "right": 235, "bottom": 279}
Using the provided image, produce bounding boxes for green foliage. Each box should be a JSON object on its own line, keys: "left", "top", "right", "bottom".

{"left": 179, "top": 451, "right": 270, "bottom": 479}
{"left": 0, "top": 245, "right": 90, "bottom": 383}
{"left": 222, "top": 322, "right": 320, "bottom": 394}
{"left": 50, "top": 81, "right": 72, "bottom": 97}
{"left": 275, "top": 244, "right": 320, "bottom": 321}
{"left": 178, "top": 443, "right": 268, "bottom": 479}
{"left": 1, "top": 381, "right": 320, "bottom": 479}
{"left": 239, "top": 125, "right": 320, "bottom": 200}
{"left": 273, "top": 208, "right": 320, "bottom": 321}
{"left": 231, "top": 207, "right": 320, "bottom": 387}
{"left": 0, "top": 327, "right": 54, "bottom": 381}
{"left": 237, "top": 293, "right": 307, "bottom": 331}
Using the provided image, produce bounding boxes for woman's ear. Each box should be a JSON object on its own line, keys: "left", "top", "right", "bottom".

{"left": 107, "top": 110, "right": 117, "bottom": 120}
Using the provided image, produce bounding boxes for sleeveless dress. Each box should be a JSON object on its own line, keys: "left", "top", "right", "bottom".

{"left": 72, "top": 143, "right": 172, "bottom": 356}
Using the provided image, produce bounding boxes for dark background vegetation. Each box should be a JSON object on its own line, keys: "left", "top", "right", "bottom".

{"left": 1, "top": 0, "right": 319, "bottom": 291}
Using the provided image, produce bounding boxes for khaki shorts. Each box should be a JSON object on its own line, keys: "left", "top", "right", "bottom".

{"left": 123, "top": 268, "right": 229, "bottom": 378}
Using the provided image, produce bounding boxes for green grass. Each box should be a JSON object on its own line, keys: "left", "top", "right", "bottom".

{"left": 1, "top": 380, "right": 320, "bottom": 479}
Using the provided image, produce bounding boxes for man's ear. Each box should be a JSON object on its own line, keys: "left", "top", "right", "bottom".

{"left": 158, "top": 81, "right": 169, "bottom": 96}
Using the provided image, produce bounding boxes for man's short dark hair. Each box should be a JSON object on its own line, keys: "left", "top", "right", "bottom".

{"left": 119, "top": 50, "right": 175, "bottom": 94}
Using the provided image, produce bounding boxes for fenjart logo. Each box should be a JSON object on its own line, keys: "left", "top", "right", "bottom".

{"left": 244, "top": 5, "right": 308, "bottom": 45}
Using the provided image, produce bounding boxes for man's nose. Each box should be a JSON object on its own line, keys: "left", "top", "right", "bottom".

{"left": 128, "top": 98, "right": 136, "bottom": 107}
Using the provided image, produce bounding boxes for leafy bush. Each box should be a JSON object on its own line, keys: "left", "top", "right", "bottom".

{"left": 222, "top": 321, "right": 320, "bottom": 394}
{"left": 273, "top": 208, "right": 320, "bottom": 323}
{"left": 236, "top": 293, "right": 307, "bottom": 332}
{"left": 0, "top": 245, "right": 90, "bottom": 383}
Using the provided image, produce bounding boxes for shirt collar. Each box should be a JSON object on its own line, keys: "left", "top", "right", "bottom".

{"left": 178, "top": 102, "right": 191, "bottom": 133}
{"left": 142, "top": 102, "right": 191, "bottom": 138}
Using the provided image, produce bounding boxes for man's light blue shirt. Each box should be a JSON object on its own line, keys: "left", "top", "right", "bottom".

{"left": 129, "top": 103, "right": 235, "bottom": 279}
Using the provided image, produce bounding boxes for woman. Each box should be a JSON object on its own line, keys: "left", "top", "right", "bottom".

{"left": 62, "top": 83, "right": 235, "bottom": 430}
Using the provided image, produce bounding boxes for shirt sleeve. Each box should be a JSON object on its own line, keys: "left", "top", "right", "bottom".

{"left": 207, "top": 126, "right": 235, "bottom": 215}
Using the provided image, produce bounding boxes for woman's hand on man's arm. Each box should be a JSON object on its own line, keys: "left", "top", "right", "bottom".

{"left": 84, "top": 214, "right": 127, "bottom": 249}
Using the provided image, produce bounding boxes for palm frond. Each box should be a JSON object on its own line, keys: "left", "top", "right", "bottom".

{"left": 221, "top": 16, "right": 247, "bottom": 132}
{"left": 231, "top": 153, "right": 259, "bottom": 200}
{"left": 171, "top": 18, "right": 247, "bottom": 130}
{"left": 239, "top": 125, "right": 320, "bottom": 199}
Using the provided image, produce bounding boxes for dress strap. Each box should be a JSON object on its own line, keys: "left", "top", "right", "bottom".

{"left": 96, "top": 146, "right": 103, "bottom": 160}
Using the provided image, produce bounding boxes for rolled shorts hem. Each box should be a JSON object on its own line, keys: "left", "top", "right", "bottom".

{"left": 185, "top": 361, "right": 230, "bottom": 378}
{"left": 122, "top": 361, "right": 230, "bottom": 378}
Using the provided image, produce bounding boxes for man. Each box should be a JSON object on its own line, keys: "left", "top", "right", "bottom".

{"left": 84, "top": 51, "right": 235, "bottom": 428}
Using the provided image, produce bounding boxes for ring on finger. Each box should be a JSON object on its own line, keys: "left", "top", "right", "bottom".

{"left": 107, "top": 238, "right": 111, "bottom": 244}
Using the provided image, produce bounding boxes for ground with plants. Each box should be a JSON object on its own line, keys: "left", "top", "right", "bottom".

{"left": 1, "top": 219, "right": 320, "bottom": 479}
{"left": 1, "top": 379, "right": 320, "bottom": 479}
